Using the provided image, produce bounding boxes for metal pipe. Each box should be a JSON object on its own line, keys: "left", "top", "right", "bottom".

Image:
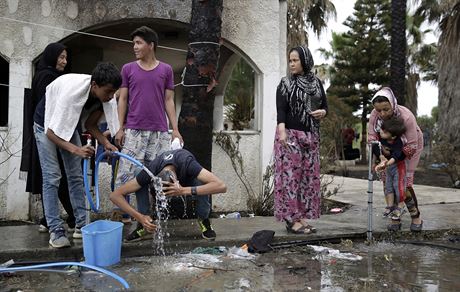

{"left": 367, "top": 141, "right": 380, "bottom": 242}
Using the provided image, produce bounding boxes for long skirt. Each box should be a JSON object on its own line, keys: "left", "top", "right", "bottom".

{"left": 274, "top": 129, "right": 321, "bottom": 222}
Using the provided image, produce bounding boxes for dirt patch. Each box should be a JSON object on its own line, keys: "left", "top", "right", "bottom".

{"left": 0, "top": 220, "right": 34, "bottom": 226}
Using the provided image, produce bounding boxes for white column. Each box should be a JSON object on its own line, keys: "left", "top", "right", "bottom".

{"left": 213, "top": 94, "right": 224, "bottom": 131}
{"left": 4, "top": 58, "right": 32, "bottom": 220}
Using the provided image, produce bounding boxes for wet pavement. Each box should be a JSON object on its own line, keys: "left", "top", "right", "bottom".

{"left": 1, "top": 176, "right": 460, "bottom": 290}
{"left": 2, "top": 238, "right": 459, "bottom": 291}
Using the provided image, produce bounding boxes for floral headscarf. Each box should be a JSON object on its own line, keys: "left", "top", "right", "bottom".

{"left": 371, "top": 87, "right": 401, "bottom": 133}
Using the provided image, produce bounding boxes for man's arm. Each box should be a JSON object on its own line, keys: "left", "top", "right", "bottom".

{"left": 109, "top": 179, "right": 156, "bottom": 232}
{"left": 164, "top": 89, "right": 183, "bottom": 143}
{"left": 46, "top": 129, "right": 94, "bottom": 158}
{"left": 114, "top": 87, "right": 128, "bottom": 147}
{"left": 162, "top": 168, "right": 227, "bottom": 196}
{"left": 85, "top": 110, "right": 118, "bottom": 152}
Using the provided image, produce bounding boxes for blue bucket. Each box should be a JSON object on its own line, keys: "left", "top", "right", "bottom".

{"left": 82, "top": 220, "right": 123, "bottom": 267}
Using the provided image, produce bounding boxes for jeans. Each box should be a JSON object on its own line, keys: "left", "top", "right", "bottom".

{"left": 34, "top": 123, "right": 86, "bottom": 233}
{"left": 191, "top": 179, "right": 211, "bottom": 219}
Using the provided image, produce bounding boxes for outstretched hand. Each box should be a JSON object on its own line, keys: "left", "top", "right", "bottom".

{"left": 375, "top": 161, "right": 387, "bottom": 172}
{"left": 138, "top": 215, "right": 156, "bottom": 233}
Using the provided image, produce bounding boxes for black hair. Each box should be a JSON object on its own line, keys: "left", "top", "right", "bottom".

{"left": 372, "top": 95, "right": 390, "bottom": 105}
{"left": 130, "top": 26, "right": 159, "bottom": 51}
{"left": 91, "top": 62, "right": 122, "bottom": 89}
{"left": 381, "top": 116, "right": 406, "bottom": 138}
{"left": 157, "top": 169, "right": 176, "bottom": 183}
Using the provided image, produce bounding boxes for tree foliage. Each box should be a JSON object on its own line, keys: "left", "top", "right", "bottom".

{"left": 224, "top": 58, "right": 255, "bottom": 130}
{"left": 326, "top": 0, "right": 391, "bottom": 161}
{"left": 287, "top": 0, "right": 336, "bottom": 49}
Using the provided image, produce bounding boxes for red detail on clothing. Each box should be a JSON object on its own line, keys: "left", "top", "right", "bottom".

{"left": 396, "top": 161, "right": 406, "bottom": 203}
{"left": 402, "top": 145, "right": 416, "bottom": 159}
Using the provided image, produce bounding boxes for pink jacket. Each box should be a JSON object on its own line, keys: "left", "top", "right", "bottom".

{"left": 368, "top": 87, "right": 423, "bottom": 178}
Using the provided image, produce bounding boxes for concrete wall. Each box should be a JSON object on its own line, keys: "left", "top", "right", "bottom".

{"left": 0, "top": 0, "right": 286, "bottom": 220}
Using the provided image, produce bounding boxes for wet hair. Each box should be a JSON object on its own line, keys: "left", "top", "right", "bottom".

{"left": 381, "top": 116, "right": 406, "bottom": 138}
{"left": 157, "top": 169, "right": 176, "bottom": 183}
{"left": 131, "top": 26, "right": 159, "bottom": 51}
{"left": 91, "top": 62, "right": 122, "bottom": 89}
{"left": 372, "top": 95, "right": 390, "bottom": 105}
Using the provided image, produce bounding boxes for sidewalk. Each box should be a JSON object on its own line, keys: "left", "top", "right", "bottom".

{"left": 1, "top": 176, "right": 459, "bottom": 263}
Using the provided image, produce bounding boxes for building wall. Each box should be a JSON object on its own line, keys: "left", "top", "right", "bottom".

{"left": 0, "top": 0, "right": 285, "bottom": 219}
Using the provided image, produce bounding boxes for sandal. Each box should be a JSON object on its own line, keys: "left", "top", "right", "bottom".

{"left": 390, "top": 207, "right": 403, "bottom": 220}
{"left": 383, "top": 206, "right": 394, "bottom": 217}
{"left": 299, "top": 220, "right": 317, "bottom": 233}
{"left": 286, "top": 222, "right": 312, "bottom": 234}
{"left": 410, "top": 220, "right": 423, "bottom": 232}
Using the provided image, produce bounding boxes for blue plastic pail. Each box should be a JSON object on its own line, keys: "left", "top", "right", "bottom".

{"left": 82, "top": 220, "right": 123, "bottom": 267}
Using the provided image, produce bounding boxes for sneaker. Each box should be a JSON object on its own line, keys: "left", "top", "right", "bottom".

{"left": 72, "top": 227, "right": 82, "bottom": 239}
{"left": 198, "top": 219, "right": 216, "bottom": 241}
{"left": 391, "top": 208, "right": 402, "bottom": 220}
{"left": 49, "top": 228, "right": 71, "bottom": 248}
{"left": 124, "top": 224, "right": 153, "bottom": 243}
{"left": 38, "top": 224, "right": 49, "bottom": 233}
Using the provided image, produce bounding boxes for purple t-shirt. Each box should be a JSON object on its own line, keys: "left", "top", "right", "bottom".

{"left": 121, "top": 61, "right": 174, "bottom": 131}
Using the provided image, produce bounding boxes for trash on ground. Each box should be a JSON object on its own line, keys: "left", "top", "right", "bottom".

{"left": 191, "top": 246, "right": 226, "bottom": 255}
{"left": 330, "top": 207, "right": 343, "bottom": 213}
{"left": 226, "top": 246, "right": 256, "bottom": 259}
{"left": 309, "top": 245, "right": 362, "bottom": 261}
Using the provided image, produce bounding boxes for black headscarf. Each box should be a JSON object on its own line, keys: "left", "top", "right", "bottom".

{"left": 31, "top": 43, "right": 66, "bottom": 104}
{"left": 37, "top": 42, "right": 66, "bottom": 71}
{"left": 20, "top": 42, "right": 66, "bottom": 193}
{"left": 278, "top": 45, "right": 322, "bottom": 131}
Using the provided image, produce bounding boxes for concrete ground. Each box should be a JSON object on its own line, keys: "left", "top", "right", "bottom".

{"left": 1, "top": 175, "right": 459, "bottom": 264}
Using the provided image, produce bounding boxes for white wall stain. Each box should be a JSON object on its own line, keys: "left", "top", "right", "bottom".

{"left": 66, "top": 1, "right": 79, "bottom": 19}
{"left": 95, "top": 2, "right": 108, "bottom": 19}
{"left": 23, "top": 26, "right": 33, "bottom": 46}
{"left": 7, "top": 0, "right": 19, "bottom": 14}
{"left": 41, "top": 0, "right": 52, "bottom": 17}
{"left": 2, "top": 39, "right": 14, "bottom": 57}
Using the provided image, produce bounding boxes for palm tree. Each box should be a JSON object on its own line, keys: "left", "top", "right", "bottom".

{"left": 437, "top": 1, "right": 460, "bottom": 147}
{"left": 287, "top": 0, "right": 336, "bottom": 49}
{"left": 415, "top": 0, "right": 460, "bottom": 147}
{"left": 178, "top": 0, "right": 223, "bottom": 170}
{"left": 390, "top": 0, "right": 407, "bottom": 105}
{"left": 405, "top": 11, "right": 438, "bottom": 115}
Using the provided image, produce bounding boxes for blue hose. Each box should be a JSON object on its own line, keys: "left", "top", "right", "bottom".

{"left": 84, "top": 151, "right": 155, "bottom": 213}
{"left": 0, "top": 262, "right": 130, "bottom": 289}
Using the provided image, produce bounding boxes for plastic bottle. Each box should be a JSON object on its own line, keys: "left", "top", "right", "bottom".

{"left": 226, "top": 212, "right": 241, "bottom": 219}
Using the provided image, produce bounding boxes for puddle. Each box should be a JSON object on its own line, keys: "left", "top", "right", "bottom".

{"left": 1, "top": 240, "right": 459, "bottom": 291}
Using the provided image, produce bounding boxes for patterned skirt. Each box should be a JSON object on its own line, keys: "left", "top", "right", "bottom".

{"left": 274, "top": 129, "right": 321, "bottom": 222}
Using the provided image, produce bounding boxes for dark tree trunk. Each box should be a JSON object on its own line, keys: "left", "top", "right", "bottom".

{"left": 179, "top": 0, "right": 223, "bottom": 170}
{"left": 390, "top": 0, "right": 407, "bottom": 105}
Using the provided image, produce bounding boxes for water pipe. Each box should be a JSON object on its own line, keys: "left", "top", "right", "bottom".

{"left": 367, "top": 141, "right": 381, "bottom": 242}
{"left": 0, "top": 262, "right": 130, "bottom": 289}
{"left": 83, "top": 150, "right": 155, "bottom": 213}
{"left": 82, "top": 134, "right": 93, "bottom": 226}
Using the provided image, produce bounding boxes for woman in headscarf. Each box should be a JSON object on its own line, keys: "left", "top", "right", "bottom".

{"left": 274, "top": 45, "right": 328, "bottom": 234}
{"left": 368, "top": 87, "right": 424, "bottom": 231}
{"left": 20, "top": 42, "right": 75, "bottom": 232}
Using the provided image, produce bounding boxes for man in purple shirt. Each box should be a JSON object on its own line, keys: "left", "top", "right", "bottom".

{"left": 114, "top": 26, "right": 183, "bottom": 242}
